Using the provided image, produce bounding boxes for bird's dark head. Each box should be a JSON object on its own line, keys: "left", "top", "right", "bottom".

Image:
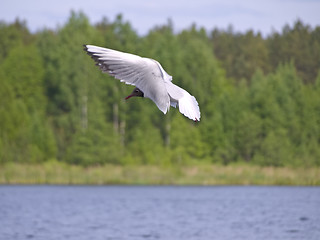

{"left": 125, "top": 87, "right": 144, "bottom": 100}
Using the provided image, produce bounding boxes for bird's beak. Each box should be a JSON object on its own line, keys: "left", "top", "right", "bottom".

{"left": 125, "top": 94, "right": 134, "bottom": 100}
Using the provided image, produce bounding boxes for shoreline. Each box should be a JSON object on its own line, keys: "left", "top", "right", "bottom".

{"left": 1, "top": 162, "right": 319, "bottom": 186}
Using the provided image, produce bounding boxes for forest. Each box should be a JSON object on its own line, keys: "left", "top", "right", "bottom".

{"left": 1, "top": 11, "right": 320, "bottom": 168}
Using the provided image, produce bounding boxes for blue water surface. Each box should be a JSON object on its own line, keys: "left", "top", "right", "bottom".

{"left": 0, "top": 185, "right": 319, "bottom": 240}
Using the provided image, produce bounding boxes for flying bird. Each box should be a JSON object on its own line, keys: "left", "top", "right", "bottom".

{"left": 84, "top": 45, "right": 201, "bottom": 121}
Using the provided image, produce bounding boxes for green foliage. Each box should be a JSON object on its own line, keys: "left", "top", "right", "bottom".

{"left": 212, "top": 20, "right": 320, "bottom": 84}
{"left": 212, "top": 28, "right": 269, "bottom": 81}
{"left": 0, "top": 19, "right": 33, "bottom": 62}
{"left": 0, "top": 13, "right": 319, "bottom": 168}
{"left": 0, "top": 44, "right": 56, "bottom": 163}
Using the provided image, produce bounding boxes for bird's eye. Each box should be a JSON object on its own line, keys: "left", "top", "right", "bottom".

{"left": 135, "top": 90, "right": 139, "bottom": 93}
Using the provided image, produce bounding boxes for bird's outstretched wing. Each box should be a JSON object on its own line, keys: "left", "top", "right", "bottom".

{"left": 165, "top": 82, "right": 201, "bottom": 121}
{"left": 84, "top": 45, "right": 170, "bottom": 113}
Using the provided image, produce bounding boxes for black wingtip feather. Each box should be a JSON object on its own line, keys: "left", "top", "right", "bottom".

{"left": 83, "top": 45, "right": 97, "bottom": 59}
{"left": 83, "top": 45, "right": 111, "bottom": 72}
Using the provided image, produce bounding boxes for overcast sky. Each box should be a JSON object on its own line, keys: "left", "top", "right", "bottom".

{"left": 1, "top": 0, "right": 320, "bottom": 36}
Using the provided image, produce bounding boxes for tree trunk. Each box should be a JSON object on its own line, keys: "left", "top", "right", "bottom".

{"left": 120, "top": 119, "right": 126, "bottom": 146}
{"left": 81, "top": 95, "right": 88, "bottom": 131}
{"left": 113, "top": 103, "right": 119, "bottom": 133}
{"left": 165, "top": 117, "right": 171, "bottom": 147}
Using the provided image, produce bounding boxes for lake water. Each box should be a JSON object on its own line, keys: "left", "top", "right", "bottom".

{"left": 0, "top": 186, "right": 319, "bottom": 240}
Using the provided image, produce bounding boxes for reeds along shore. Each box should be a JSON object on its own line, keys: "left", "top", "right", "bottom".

{"left": 1, "top": 162, "right": 319, "bottom": 185}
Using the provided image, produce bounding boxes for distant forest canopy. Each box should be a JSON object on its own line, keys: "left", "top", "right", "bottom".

{"left": 0, "top": 11, "right": 319, "bottom": 167}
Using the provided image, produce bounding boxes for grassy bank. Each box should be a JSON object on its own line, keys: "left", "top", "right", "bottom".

{"left": 0, "top": 161, "right": 319, "bottom": 185}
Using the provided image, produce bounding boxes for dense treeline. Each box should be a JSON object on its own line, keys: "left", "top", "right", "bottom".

{"left": 0, "top": 12, "right": 319, "bottom": 167}
{"left": 211, "top": 20, "right": 320, "bottom": 84}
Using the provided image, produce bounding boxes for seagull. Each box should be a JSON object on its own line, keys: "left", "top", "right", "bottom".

{"left": 84, "top": 45, "right": 201, "bottom": 121}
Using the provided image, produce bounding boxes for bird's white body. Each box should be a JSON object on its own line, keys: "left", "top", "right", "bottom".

{"left": 85, "top": 45, "right": 201, "bottom": 121}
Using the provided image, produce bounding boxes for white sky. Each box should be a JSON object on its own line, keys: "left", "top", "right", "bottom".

{"left": 1, "top": 0, "right": 320, "bottom": 36}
